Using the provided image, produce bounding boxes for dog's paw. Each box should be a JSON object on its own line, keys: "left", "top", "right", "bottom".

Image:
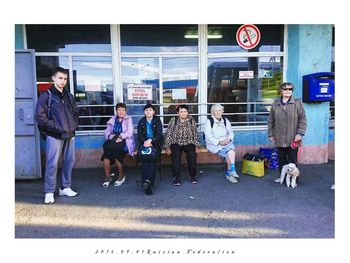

{"left": 286, "top": 181, "right": 291, "bottom": 187}
{"left": 291, "top": 182, "right": 297, "bottom": 188}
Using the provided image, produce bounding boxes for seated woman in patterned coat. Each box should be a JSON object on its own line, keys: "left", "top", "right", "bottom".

{"left": 164, "top": 104, "right": 200, "bottom": 185}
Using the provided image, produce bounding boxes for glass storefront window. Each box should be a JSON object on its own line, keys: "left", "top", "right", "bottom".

{"left": 207, "top": 56, "right": 283, "bottom": 126}
{"left": 26, "top": 25, "right": 111, "bottom": 52}
{"left": 72, "top": 56, "right": 114, "bottom": 130}
{"left": 121, "top": 57, "right": 160, "bottom": 125}
{"left": 162, "top": 57, "right": 199, "bottom": 124}
{"left": 120, "top": 25, "right": 198, "bottom": 52}
{"left": 208, "top": 24, "right": 284, "bottom": 53}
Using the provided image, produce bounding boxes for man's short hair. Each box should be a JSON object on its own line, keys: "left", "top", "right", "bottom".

{"left": 52, "top": 67, "right": 69, "bottom": 76}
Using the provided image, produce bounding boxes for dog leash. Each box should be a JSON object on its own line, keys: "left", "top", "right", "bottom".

{"left": 291, "top": 141, "right": 302, "bottom": 162}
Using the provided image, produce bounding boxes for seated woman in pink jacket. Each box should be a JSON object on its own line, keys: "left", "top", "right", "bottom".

{"left": 101, "top": 103, "right": 135, "bottom": 188}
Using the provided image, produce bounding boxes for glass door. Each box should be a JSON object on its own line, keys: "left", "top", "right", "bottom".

{"left": 121, "top": 56, "right": 199, "bottom": 128}
{"left": 121, "top": 57, "right": 160, "bottom": 126}
{"left": 162, "top": 57, "right": 199, "bottom": 125}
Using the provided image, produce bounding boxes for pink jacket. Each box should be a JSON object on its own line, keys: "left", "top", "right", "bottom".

{"left": 104, "top": 115, "right": 136, "bottom": 156}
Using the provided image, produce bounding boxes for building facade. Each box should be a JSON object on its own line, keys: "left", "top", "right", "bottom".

{"left": 15, "top": 24, "right": 335, "bottom": 168}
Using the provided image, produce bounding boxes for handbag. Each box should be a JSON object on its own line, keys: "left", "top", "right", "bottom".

{"left": 259, "top": 147, "right": 279, "bottom": 170}
{"left": 102, "top": 138, "right": 125, "bottom": 152}
{"left": 136, "top": 145, "right": 158, "bottom": 162}
{"left": 242, "top": 153, "right": 265, "bottom": 177}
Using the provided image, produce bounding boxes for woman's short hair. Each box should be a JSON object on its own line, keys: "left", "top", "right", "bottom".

{"left": 211, "top": 104, "right": 224, "bottom": 114}
{"left": 115, "top": 102, "right": 127, "bottom": 111}
{"left": 176, "top": 104, "right": 189, "bottom": 112}
{"left": 279, "top": 82, "right": 294, "bottom": 90}
{"left": 144, "top": 103, "right": 155, "bottom": 111}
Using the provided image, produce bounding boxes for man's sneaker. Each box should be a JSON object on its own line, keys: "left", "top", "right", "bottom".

{"left": 102, "top": 177, "right": 112, "bottom": 188}
{"left": 59, "top": 187, "right": 78, "bottom": 197}
{"left": 114, "top": 176, "right": 125, "bottom": 186}
{"left": 226, "top": 175, "right": 238, "bottom": 183}
{"left": 142, "top": 180, "right": 151, "bottom": 190}
{"left": 190, "top": 176, "right": 198, "bottom": 184}
{"left": 229, "top": 171, "right": 240, "bottom": 178}
{"left": 44, "top": 193, "right": 55, "bottom": 204}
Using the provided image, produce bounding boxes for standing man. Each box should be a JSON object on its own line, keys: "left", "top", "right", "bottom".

{"left": 36, "top": 67, "right": 79, "bottom": 204}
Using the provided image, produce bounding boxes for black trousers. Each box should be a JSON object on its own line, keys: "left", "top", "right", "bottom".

{"left": 170, "top": 143, "right": 197, "bottom": 181}
{"left": 277, "top": 147, "right": 298, "bottom": 172}
{"left": 141, "top": 161, "right": 157, "bottom": 187}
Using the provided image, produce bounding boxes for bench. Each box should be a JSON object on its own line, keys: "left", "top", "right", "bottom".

{"left": 132, "top": 146, "right": 226, "bottom": 182}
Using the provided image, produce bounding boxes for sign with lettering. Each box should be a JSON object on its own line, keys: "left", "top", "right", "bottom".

{"left": 127, "top": 84, "right": 153, "bottom": 100}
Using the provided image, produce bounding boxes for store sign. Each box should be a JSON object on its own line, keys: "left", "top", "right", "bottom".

{"left": 85, "top": 79, "right": 101, "bottom": 92}
{"left": 172, "top": 89, "right": 187, "bottom": 100}
{"left": 127, "top": 84, "right": 153, "bottom": 100}
{"left": 239, "top": 71, "right": 254, "bottom": 79}
{"left": 236, "top": 24, "right": 261, "bottom": 49}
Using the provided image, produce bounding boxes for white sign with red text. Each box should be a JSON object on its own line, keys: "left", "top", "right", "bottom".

{"left": 127, "top": 84, "right": 153, "bottom": 100}
{"left": 239, "top": 71, "right": 254, "bottom": 79}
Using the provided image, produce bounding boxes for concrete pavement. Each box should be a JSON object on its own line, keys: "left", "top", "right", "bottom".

{"left": 15, "top": 161, "right": 334, "bottom": 238}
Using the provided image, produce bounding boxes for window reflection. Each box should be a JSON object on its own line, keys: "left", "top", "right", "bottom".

{"left": 162, "top": 57, "right": 199, "bottom": 124}
{"left": 207, "top": 57, "right": 283, "bottom": 126}
{"left": 122, "top": 57, "right": 160, "bottom": 125}
{"left": 26, "top": 25, "right": 111, "bottom": 52}
{"left": 121, "top": 25, "right": 198, "bottom": 52}
{"left": 73, "top": 56, "right": 114, "bottom": 130}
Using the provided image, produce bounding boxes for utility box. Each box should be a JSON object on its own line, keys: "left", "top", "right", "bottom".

{"left": 15, "top": 50, "right": 42, "bottom": 179}
{"left": 302, "top": 72, "right": 334, "bottom": 102}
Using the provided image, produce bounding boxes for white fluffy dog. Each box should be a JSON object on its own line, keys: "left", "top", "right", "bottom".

{"left": 280, "top": 163, "right": 300, "bottom": 188}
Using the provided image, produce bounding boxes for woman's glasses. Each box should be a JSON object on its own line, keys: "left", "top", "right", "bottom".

{"left": 282, "top": 88, "right": 293, "bottom": 91}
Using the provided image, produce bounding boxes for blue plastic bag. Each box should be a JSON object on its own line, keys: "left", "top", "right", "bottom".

{"left": 259, "top": 148, "right": 279, "bottom": 169}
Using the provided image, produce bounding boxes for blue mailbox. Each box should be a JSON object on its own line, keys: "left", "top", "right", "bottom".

{"left": 302, "top": 72, "right": 334, "bottom": 102}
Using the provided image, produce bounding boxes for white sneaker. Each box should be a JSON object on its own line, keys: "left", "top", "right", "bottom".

{"left": 44, "top": 193, "right": 55, "bottom": 204}
{"left": 59, "top": 187, "right": 78, "bottom": 197}
{"left": 114, "top": 177, "right": 125, "bottom": 186}
{"left": 102, "top": 177, "right": 112, "bottom": 188}
{"left": 226, "top": 175, "right": 238, "bottom": 183}
{"left": 230, "top": 171, "right": 240, "bottom": 178}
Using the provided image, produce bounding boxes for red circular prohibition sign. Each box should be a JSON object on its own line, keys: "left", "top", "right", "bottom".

{"left": 236, "top": 24, "right": 261, "bottom": 49}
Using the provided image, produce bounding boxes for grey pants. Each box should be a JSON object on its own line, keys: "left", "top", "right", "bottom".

{"left": 44, "top": 136, "right": 75, "bottom": 193}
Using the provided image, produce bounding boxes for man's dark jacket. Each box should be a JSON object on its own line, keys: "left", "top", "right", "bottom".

{"left": 36, "top": 86, "right": 79, "bottom": 139}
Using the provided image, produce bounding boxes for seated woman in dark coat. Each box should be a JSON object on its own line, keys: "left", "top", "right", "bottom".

{"left": 137, "top": 104, "right": 163, "bottom": 195}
